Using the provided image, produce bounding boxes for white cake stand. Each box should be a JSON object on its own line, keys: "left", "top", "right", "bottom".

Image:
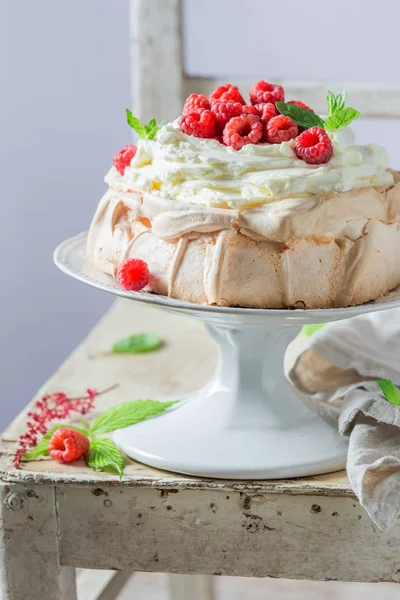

{"left": 54, "top": 233, "right": 400, "bottom": 479}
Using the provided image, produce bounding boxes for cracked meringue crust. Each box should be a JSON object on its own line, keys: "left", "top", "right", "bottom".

{"left": 87, "top": 171, "right": 400, "bottom": 308}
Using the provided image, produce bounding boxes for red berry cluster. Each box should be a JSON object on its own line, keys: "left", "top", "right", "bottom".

{"left": 179, "top": 81, "right": 332, "bottom": 165}
{"left": 13, "top": 388, "right": 98, "bottom": 468}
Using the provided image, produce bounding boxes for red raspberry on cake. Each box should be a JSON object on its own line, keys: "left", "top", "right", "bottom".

{"left": 266, "top": 115, "right": 298, "bottom": 144}
{"left": 287, "top": 100, "right": 314, "bottom": 113}
{"left": 250, "top": 81, "right": 284, "bottom": 105}
{"left": 117, "top": 258, "right": 150, "bottom": 291}
{"left": 112, "top": 145, "right": 137, "bottom": 176}
{"left": 182, "top": 93, "right": 210, "bottom": 115}
{"left": 209, "top": 84, "right": 245, "bottom": 105}
{"left": 180, "top": 110, "right": 216, "bottom": 138}
{"left": 254, "top": 103, "right": 277, "bottom": 124}
{"left": 241, "top": 105, "right": 258, "bottom": 115}
{"left": 49, "top": 428, "right": 90, "bottom": 464}
{"left": 294, "top": 126, "right": 333, "bottom": 164}
{"left": 211, "top": 100, "right": 243, "bottom": 132}
{"left": 223, "top": 114, "right": 263, "bottom": 151}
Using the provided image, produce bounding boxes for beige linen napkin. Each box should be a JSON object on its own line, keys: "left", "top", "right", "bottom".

{"left": 289, "top": 307, "right": 400, "bottom": 531}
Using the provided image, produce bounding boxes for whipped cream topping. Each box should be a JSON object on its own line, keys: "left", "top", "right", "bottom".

{"left": 106, "top": 120, "right": 394, "bottom": 209}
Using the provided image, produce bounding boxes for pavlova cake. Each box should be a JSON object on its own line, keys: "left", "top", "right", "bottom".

{"left": 87, "top": 81, "right": 400, "bottom": 308}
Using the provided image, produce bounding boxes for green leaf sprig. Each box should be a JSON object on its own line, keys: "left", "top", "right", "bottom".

{"left": 89, "top": 400, "right": 177, "bottom": 436}
{"left": 276, "top": 90, "right": 360, "bottom": 132}
{"left": 86, "top": 438, "right": 125, "bottom": 478}
{"left": 126, "top": 109, "right": 164, "bottom": 140}
{"left": 377, "top": 378, "right": 400, "bottom": 406}
{"left": 327, "top": 90, "right": 347, "bottom": 116}
{"left": 111, "top": 333, "right": 163, "bottom": 354}
{"left": 277, "top": 103, "right": 325, "bottom": 130}
{"left": 22, "top": 399, "right": 178, "bottom": 478}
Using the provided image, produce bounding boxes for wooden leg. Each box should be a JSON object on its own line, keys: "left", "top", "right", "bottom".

{"left": 0, "top": 482, "right": 77, "bottom": 600}
{"left": 168, "top": 574, "right": 215, "bottom": 600}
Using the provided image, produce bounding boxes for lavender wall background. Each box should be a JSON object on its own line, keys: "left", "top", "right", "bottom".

{"left": 2, "top": 0, "right": 400, "bottom": 429}
{"left": 1, "top": 1, "right": 128, "bottom": 427}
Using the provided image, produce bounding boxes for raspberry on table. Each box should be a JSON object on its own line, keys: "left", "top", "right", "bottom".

{"left": 182, "top": 93, "right": 211, "bottom": 116}
{"left": 254, "top": 103, "right": 277, "bottom": 124}
{"left": 180, "top": 110, "right": 216, "bottom": 138}
{"left": 266, "top": 115, "right": 298, "bottom": 144}
{"left": 223, "top": 114, "right": 263, "bottom": 151}
{"left": 117, "top": 258, "right": 150, "bottom": 291}
{"left": 49, "top": 428, "right": 90, "bottom": 464}
{"left": 209, "top": 84, "right": 245, "bottom": 105}
{"left": 112, "top": 145, "right": 137, "bottom": 176}
{"left": 211, "top": 100, "right": 244, "bottom": 132}
{"left": 287, "top": 100, "right": 314, "bottom": 113}
{"left": 250, "top": 81, "right": 284, "bottom": 105}
{"left": 294, "top": 126, "right": 333, "bottom": 164}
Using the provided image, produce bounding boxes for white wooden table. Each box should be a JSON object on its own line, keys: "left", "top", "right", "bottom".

{"left": 1, "top": 301, "right": 399, "bottom": 600}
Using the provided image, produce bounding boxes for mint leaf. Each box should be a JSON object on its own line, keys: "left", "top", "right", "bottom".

{"left": 125, "top": 111, "right": 163, "bottom": 140}
{"left": 335, "top": 91, "right": 347, "bottom": 113}
{"left": 111, "top": 333, "right": 162, "bottom": 354}
{"left": 327, "top": 90, "right": 347, "bottom": 116}
{"left": 327, "top": 91, "right": 337, "bottom": 116}
{"left": 22, "top": 424, "right": 88, "bottom": 461}
{"left": 276, "top": 102, "right": 325, "bottom": 130}
{"left": 324, "top": 107, "right": 359, "bottom": 131}
{"left": 86, "top": 438, "right": 125, "bottom": 478}
{"left": 89, "top": 399, "right": 178, "bottom": 435}
{"left": 302, "top": 323, "right": 327, "bottom": 337}
{"left": 145, "top": 120, "right": 165, "bottom": 140}
{"left": 126, "top": 109, "right": 147, "bottom": 138}
{"left": 378, "top": 379, "right": 400, "bottom": 406}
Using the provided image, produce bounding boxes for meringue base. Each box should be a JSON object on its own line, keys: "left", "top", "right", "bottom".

{"left": 87, "top": 180, "right": 400, "bottom": 309}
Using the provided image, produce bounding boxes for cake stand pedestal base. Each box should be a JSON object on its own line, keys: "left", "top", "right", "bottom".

{"left": 114, "top": 322, "right": 348, "bottom": 479}
{"left": 55, "top": 233, "right": 400, "bottom": 480}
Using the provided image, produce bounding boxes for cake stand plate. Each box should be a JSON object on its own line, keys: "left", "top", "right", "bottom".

{"left": 54, "top": 233, "right": 400, "bottom": 479}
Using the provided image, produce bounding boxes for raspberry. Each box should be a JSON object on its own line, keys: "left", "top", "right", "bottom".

{"left": 223, "top": 114, "right": 263, "bottom": 151}
{"left": 182, "top": 93, "right": 210, "bottom": 116}
{"left": 180, "top": 110, "right": 216, "bottom": 138}
{"left": 241, "top": 105, "right": 258, "bottom": 115}
{"left": 287, "top": 100, "right": 314, "bottom": 113}
{"left": 209, "top": 84, "right": 245, "bottom": 105}
{"left": 266, "top": 115, "right": 298, "bottom": 144}
{"left": 117, "top": 258, "right": 150, "bottom": 291}
{"left": 294, "top": 126, "right": 333, "bottom": 165}
{"left": 112, "top": 145, "right": 137, "bottom": 176}
{"left": 250, "top": 81, "right": 284, "bottom": 105}
{"left": 254, "top": 102, "right": 277, "bottom": 124}
{"left": 49, "top": 428, "right": 90, "bottom": 464}
{"left": 211, "top": 100, "right": 243, "bottom": 132}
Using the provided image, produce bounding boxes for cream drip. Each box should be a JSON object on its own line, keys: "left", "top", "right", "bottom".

{"left": 105, "top": 121, "right": 394, "bottom": 209}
